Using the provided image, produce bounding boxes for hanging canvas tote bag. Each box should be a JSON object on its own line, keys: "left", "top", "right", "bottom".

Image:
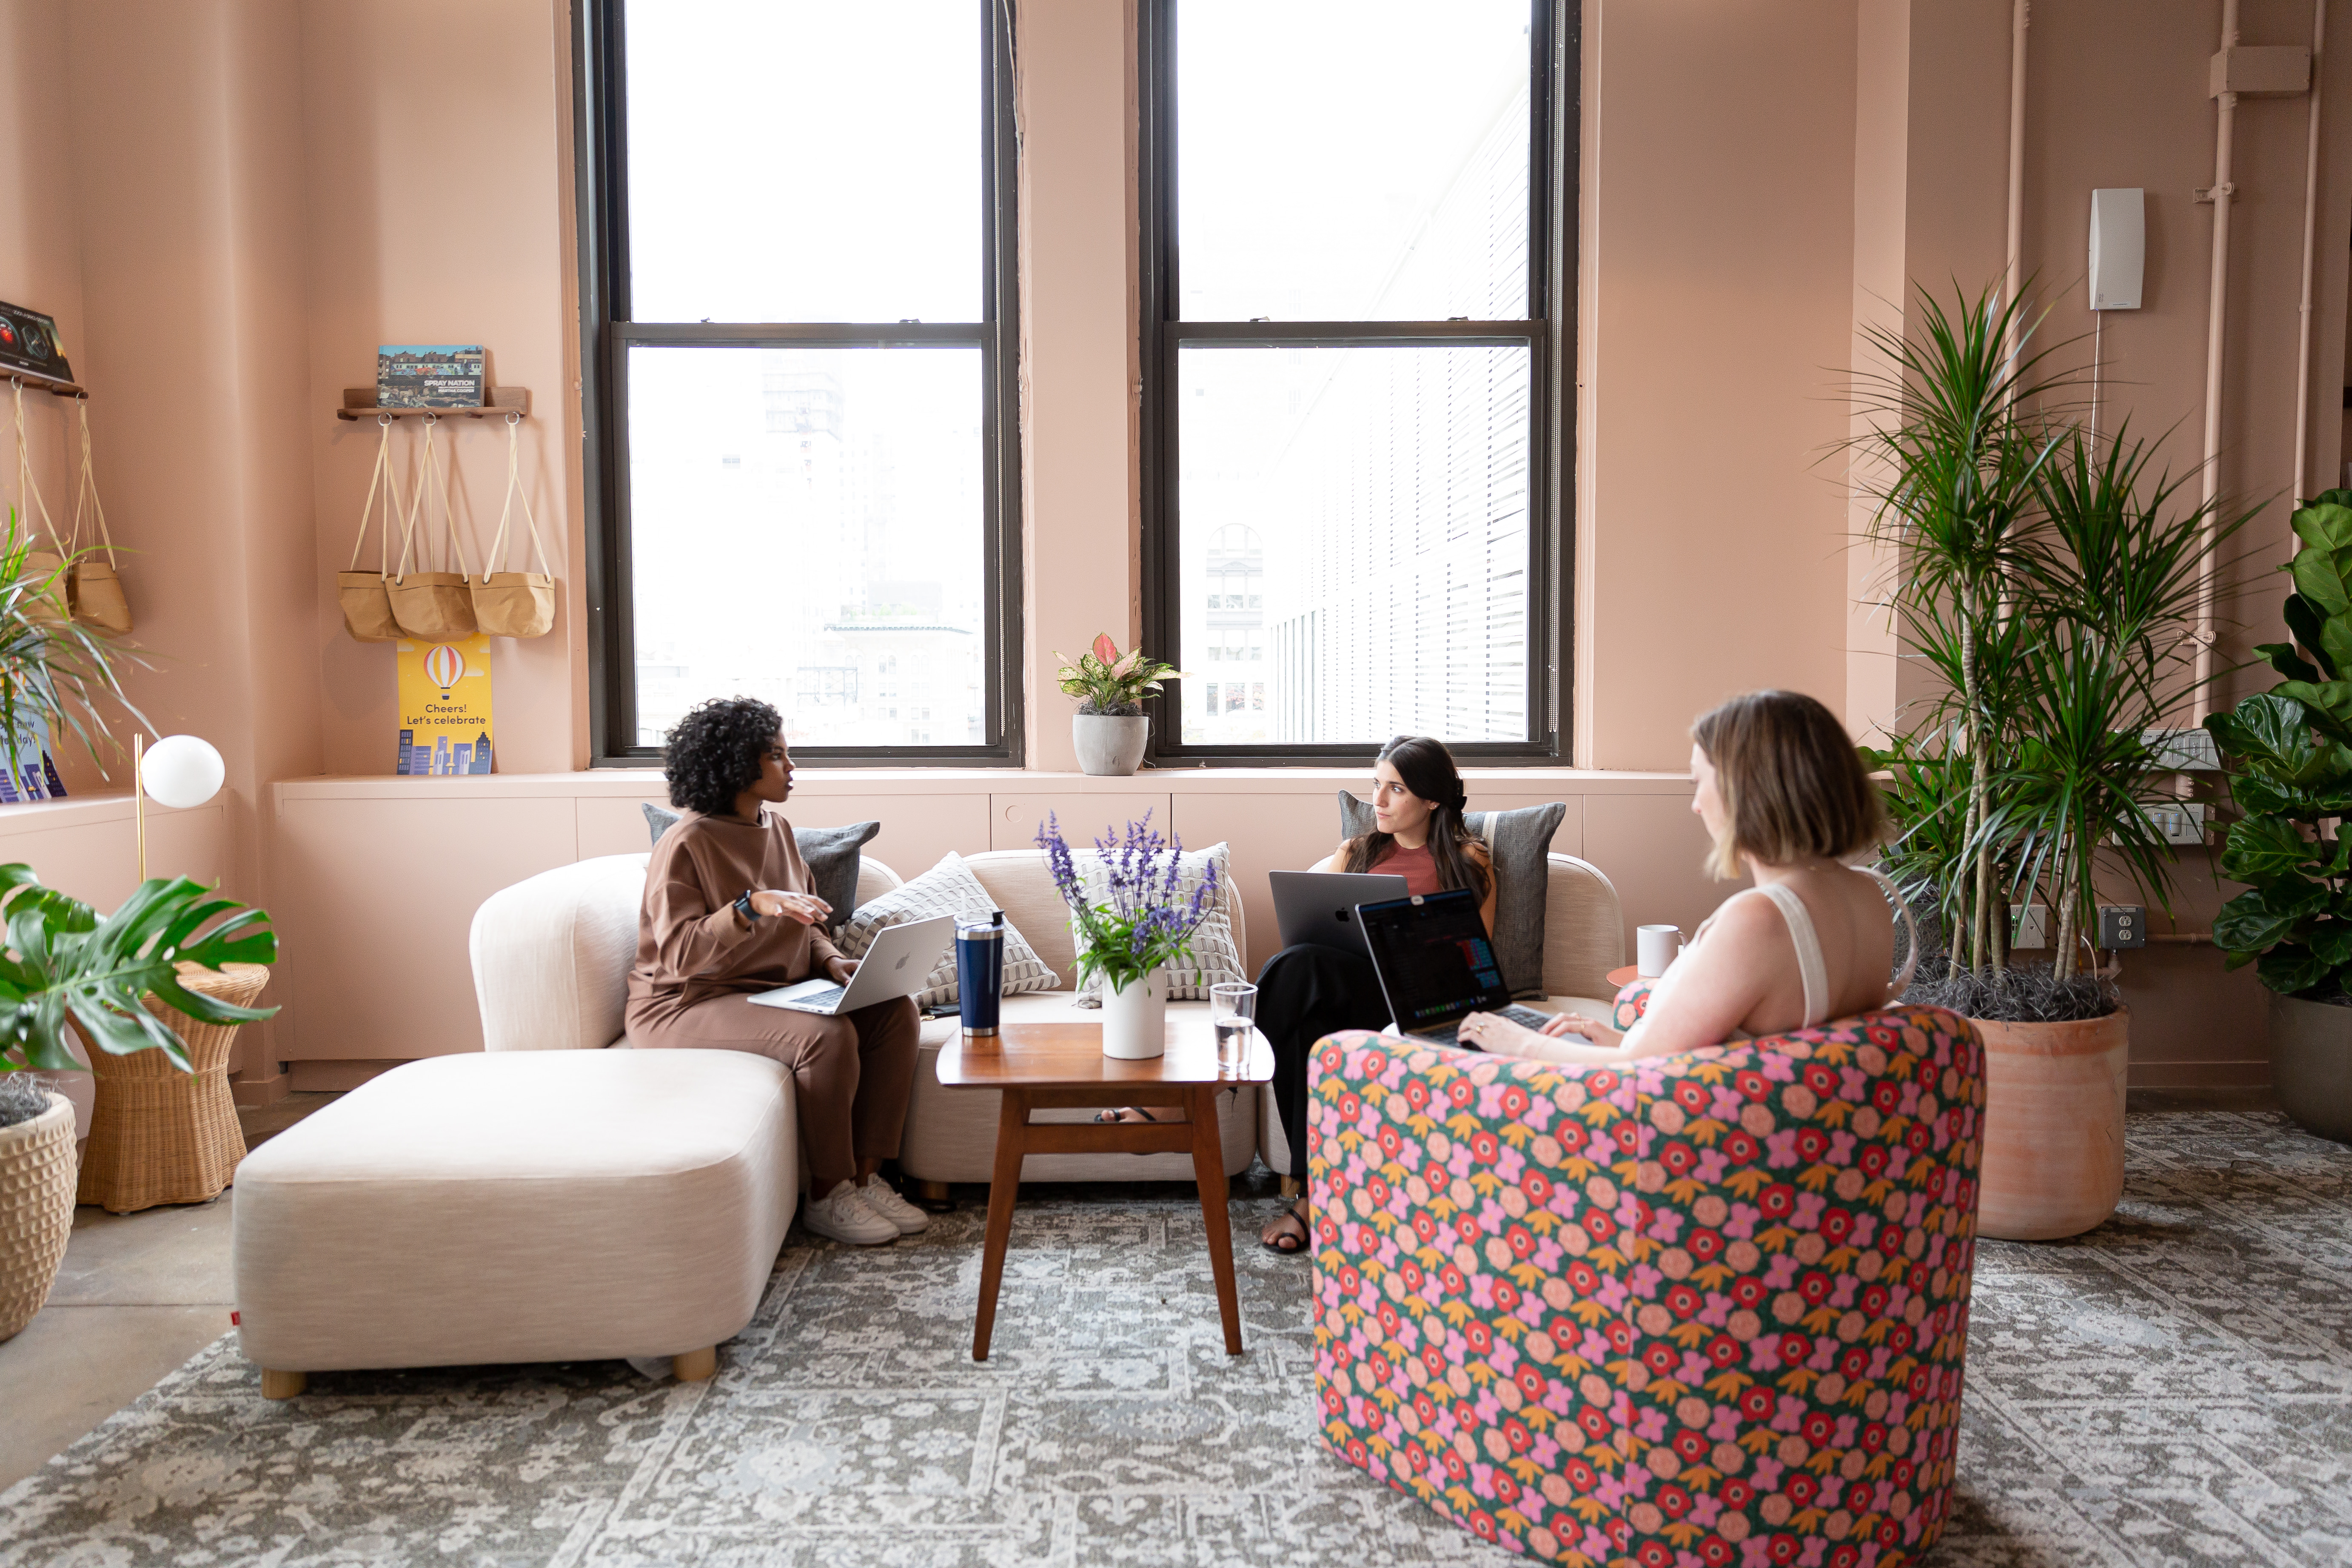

{"left": 8, "top": 380, "right": 69, "bottom": 625}
{"left": 67, "top": 400, "right": 132, "bottom": 634}
{"left": 468, "top": 413, "right": 554, "bottom": 638}
{"left": 385, "top": 415, "right": 477, "bottom": 641}
{"left": 337, "top": 415, "right": 404, "bottom": 642}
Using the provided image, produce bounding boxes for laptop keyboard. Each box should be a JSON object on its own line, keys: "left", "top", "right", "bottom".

{"left": 783, "top": 984, "right": 845, "bottom": 1011}
{"left": 1417, "top": 1003, "right": 1555, "bottom": 1049}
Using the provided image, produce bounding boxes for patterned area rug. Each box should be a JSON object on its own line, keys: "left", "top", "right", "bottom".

{"left": 0, "top": 1112, "right": 2347, "bottom": 1566}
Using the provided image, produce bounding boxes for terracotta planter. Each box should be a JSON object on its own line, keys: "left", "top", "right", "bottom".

{"left": 2269, "top": 991, "right": 2352, "bottom": 1144}
{"left": 1973, "top": 1006, "right": 2129, "bottom": 1241}
{"left": 0, "top": 1090, "right": 77, "bottom": 1342}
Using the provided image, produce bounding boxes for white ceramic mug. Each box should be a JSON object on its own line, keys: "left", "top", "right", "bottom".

{"left": 1637, "top": 924, "right": 1684, "bottom": 978}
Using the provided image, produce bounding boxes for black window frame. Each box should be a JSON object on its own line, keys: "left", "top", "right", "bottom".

{"left": 573, "top": 0, "right": 1024, "bottom": 767}
{"left": 1138, "top": 0, "right": 1577, "bottom": 766}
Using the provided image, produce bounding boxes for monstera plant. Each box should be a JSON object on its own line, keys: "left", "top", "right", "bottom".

{"left": 2206, "top": 490, "right": 2352, "bottom": 1144}
{"left": 0, "top": 866, "right": 277, "bottom": 1342}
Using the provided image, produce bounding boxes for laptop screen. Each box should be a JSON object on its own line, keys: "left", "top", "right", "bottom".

{"left": 1357, "top": 889, "right": 1511, "bottom": 1030}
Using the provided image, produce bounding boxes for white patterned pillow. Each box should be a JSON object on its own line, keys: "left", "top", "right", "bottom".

{"left": 836, "top": 851, "right": 1058, "bottom": 1007}
{"left": 1073, "top": 841, "right": 1246, "bottom": 1003}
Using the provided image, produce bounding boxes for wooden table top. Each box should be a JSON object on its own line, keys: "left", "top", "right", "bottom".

{"left": 935, "top": 1017, "right": 1274, "bottom": 1088}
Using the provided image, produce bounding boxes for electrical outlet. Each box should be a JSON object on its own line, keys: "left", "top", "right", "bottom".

{"left": 2146, "top": 801, "right": 2207, "bottom": 845}
{"left": 2009, "top": 904, "right": 2051, "bottom": 948}
{"left": 2099, "top": 905, "right": 2147, "bottom": 949}
{"left": 2143, "top": 727, "right": 2221, "bottom": 771}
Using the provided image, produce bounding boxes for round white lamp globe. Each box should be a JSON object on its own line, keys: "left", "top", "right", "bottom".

{"left": 139, "top": 735, "right": 225, "bottom": 810}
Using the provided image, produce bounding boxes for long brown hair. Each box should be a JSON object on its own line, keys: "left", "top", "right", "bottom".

{"left": 1341, "top": 736, "right": 1491, "bottom": 901}
{"left": 1690, "top": 690, "right": 1885, "bottom": 879}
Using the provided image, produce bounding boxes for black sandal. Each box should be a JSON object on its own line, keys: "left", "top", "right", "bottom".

{"left": 1260, "top": 1202, "right": 1310, "bottom": 1255}
{"left": 1092, "top": 1106, "right": 1162, "bottom": 1126}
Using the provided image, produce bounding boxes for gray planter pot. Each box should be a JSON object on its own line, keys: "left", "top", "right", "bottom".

{"left": 1072, "top": 714, "right": 1148, "bottom": 777}
{"left": 2270, "top": 990, "right": 2352, "bottom": 1144}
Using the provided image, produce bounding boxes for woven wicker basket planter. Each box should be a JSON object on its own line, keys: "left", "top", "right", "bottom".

{"left": 77, "top": 963, "right": 270, "bottom": 1214}
{"left": 0, "top": 1090, "right": 77, "bottom": 1342}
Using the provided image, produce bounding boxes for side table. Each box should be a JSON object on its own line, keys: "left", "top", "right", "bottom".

{"left": 77, "top": 962, "right": 271, "bottom": 1213}
{"left": 934, "top": 1016, "right": 1274, "bottom": 1361}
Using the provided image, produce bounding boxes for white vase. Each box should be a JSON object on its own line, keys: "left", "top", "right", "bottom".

{"left": 1072, "top": 714, "right": 1148, "bottom": 776}
{"left": 1100, "top": 967, "right": 1168, "bottom": 1060}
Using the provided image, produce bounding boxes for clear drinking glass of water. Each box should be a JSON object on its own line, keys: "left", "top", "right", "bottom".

{"left": 1210, "top": 983, "right": 1257, "bottom": 1073}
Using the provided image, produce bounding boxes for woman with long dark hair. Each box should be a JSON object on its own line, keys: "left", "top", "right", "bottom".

{"left": 1256, "top": 735, "right": 1492, "bottom": 1253}
{"left": 625, "top": 696, "right": 927, "bottom": 1248}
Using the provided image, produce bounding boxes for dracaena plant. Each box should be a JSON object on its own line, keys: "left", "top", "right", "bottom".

{"left": 1053, "top": 633, "right": 1183, "bottom": 717}
{"left": 1850, "top": 280, "right": 2256, "bottom": 1011}
{"left": 2206, "top": 490, "right": 2352, "bottom": 998}
{"left": 1035, "top": 812, "right": 1218, "bottom": 996}
{"left": 0, "top": 865, "right": 278, "bottom": 1075}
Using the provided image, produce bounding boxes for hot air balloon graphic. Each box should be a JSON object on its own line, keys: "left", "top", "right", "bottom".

{"left": 423, "top": 644, "right": 466, "bottom": 691}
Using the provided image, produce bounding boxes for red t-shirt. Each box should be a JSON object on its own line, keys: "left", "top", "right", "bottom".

{"left": 1371, "top": 842, "right": 1443, "bottom": 898}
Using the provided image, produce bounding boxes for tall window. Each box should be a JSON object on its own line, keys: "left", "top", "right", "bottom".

{"left": 576, "top": 1, "right": 1020, "bottom": 763}
{"left": 1142, "top": 0, "right": 1571, "bottom": 759}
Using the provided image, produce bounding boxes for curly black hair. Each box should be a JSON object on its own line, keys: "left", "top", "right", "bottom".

{"left": 662, "top": 696, "right": 783, "bottom": 817}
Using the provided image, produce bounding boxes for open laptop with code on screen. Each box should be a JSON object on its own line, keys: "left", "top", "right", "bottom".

{"left": 1356, "top": 888, "right": 1556, "bottom": 1049}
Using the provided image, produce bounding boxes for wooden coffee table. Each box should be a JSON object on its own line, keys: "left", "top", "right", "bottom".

{"left": 933, "top": 1016, "right": 1274, "bottom": 1362}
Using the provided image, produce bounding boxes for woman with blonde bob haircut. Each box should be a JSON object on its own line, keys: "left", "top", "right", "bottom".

{"left": 1462, "top": 690, "right": 1915, "bottom": 1062}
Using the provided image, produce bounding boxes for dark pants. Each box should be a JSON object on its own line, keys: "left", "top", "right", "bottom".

{"left": 1257, "top": 943, "right": 1391, "bottom": 1180}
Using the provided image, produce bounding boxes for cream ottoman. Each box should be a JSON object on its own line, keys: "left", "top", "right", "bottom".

{"left": 231, "top": 1048, "right": 795, "bottom": 1397}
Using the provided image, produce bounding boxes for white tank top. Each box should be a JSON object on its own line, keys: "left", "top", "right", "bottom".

{"left": 1629, "top": 868, "right": 1918, "bottom": 1043}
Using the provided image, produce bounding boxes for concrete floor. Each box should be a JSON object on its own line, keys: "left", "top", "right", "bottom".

{"left": 0, "top": 1092, "right": 336, "bottom": 1494}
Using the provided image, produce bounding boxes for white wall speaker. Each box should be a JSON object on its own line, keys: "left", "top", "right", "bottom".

{"left": 2088, "top": 188, "right": 2145, "bottom": 310}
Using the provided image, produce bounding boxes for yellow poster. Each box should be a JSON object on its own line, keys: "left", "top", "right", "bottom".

{"left": 394, "top": 633, "right": 495, "bottom": 775}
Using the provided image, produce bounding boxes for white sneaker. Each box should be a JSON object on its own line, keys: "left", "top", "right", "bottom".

{"left": 855, "top": 1178, "right": 931, "bottom": 1235}
{"left": 801, "top": 1181, "right": 898, "bottom": 1245}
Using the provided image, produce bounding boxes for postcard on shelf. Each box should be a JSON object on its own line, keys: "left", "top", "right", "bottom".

{"left": 0, "top": 301, "right": 73, "bottom": 386}
{"left": 395, "top": 633, "right": 495, "bottom": 775}
{"left": 376, "top": 344, "right": 487, "bottom": 409}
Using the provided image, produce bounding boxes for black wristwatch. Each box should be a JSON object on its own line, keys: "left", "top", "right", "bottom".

{"left": 733, "top": 891, "right": 760, "bottom": 923}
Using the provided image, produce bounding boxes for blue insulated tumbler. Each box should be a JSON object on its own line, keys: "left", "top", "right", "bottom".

{"left": 956, "top": 909, "right": 1005, "bottom": 1035}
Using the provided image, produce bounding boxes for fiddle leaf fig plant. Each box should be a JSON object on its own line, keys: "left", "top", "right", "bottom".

{"left": 0, "top": 864, "right": 278, "bottom": 1075}
{"left": 2207, "top": 491, "right": 2352, "bottom": 999}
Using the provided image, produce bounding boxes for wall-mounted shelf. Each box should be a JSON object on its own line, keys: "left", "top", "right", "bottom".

{"left": 6, "top": 368, "right": 86, "bottom": 399}
{"left": 337, "top": 386, "right": 530, "bottom": 421}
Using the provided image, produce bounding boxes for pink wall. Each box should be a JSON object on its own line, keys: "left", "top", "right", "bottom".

{"left": 1, "top": 0, "right": 2347, "bottom": 1094}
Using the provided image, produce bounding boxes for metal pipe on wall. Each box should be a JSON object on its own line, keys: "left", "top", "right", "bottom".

{"left": 2295, "top": 0, "right": 2330, "bottom": 505}
{"left": 2004, "top": 0, "right": 2031, "bottom": 367}
{"left": 2196, "top": 0, "right": 2244, "bottom": 700}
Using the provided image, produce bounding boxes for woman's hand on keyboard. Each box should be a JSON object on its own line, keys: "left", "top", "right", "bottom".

{"left": 1458, "top": 1009, "right": 1623, "bottom": 1053}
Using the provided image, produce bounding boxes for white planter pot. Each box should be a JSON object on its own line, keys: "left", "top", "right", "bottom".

{"left": 1100, "top": 967, "right": 1168, "bottom": 1060}
{"left": 1073, "top": 714, "right": 1148, "bottom": 777}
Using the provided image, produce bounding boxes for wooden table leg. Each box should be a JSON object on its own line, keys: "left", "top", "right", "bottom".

{"left": 972, "top": 1089, "right": 1029, "bottom": 1362}
{"left": 1186, "top": 1086, "right": 1244, "bottom": 1355}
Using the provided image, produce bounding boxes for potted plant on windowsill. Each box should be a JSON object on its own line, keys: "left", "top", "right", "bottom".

{"left": 1853, "top": 281, "right": 2254, "bottom": 1240}
{"left": 2206, "top": 490, "right": 2352, "bottom": 1144}
{"left": 0, "top": 866, "right": 277, "bottom": 1342}
{"left": 1037, "top": 812, "right": 1219, "bottom": 1058}
{"left": 1056, "top": 633, "right": 1181, "bottom": 777}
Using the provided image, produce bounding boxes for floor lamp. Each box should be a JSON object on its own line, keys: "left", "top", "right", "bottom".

{"left": 134, "top": 734, "right": 225, "bottom": 880}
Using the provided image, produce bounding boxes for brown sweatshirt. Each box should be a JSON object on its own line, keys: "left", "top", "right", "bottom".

{"left": 624, "top": 809, "right": 845, "bottom": 1031}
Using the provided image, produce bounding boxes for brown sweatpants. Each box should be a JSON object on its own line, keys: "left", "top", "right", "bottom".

{"left": 627, "top": 992, "right": 921, "bottom": 1195}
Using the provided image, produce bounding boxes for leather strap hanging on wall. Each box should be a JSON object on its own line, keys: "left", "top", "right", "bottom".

{"left": 67, "top": 399, "right": 131, "bottom": 634}
{"left": 469, "top": 412, "right": 554, "bottom": 639}
{"left": 385, "top": 414, "right": 477, "bottom": 641}
{"left": 337, "top": 415, "right": 404, "bottom": 642}
{"left": 8, "top": 381, "right": 69, "bottom": 625}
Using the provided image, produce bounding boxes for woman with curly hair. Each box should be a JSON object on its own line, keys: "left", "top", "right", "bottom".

{"left": 625, "top": 696, "right": 924, "bottom": 1247}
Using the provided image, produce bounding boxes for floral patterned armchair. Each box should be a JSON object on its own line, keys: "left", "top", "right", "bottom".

{"left": 1308, "top": 1006, "right": 1984, "bottom": 1568}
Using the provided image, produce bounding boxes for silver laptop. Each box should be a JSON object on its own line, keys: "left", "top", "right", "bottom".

{"left": 747, "top": 915, "right": 954, "bottom": 1015}
{"left": 1270, "top": 870, "right": 1410, "bottom": 957}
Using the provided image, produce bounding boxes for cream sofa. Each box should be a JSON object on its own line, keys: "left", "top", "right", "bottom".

{"left": 465, "top": 845, "right": 1627, "bottom": 1190}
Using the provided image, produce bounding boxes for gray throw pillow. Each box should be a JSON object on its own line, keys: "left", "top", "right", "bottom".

{"left": 642, "top": 802, "right": 878, "bottom": 935}
{"left": 1337, "top": 790, "right": 1567, "bottom": 998}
